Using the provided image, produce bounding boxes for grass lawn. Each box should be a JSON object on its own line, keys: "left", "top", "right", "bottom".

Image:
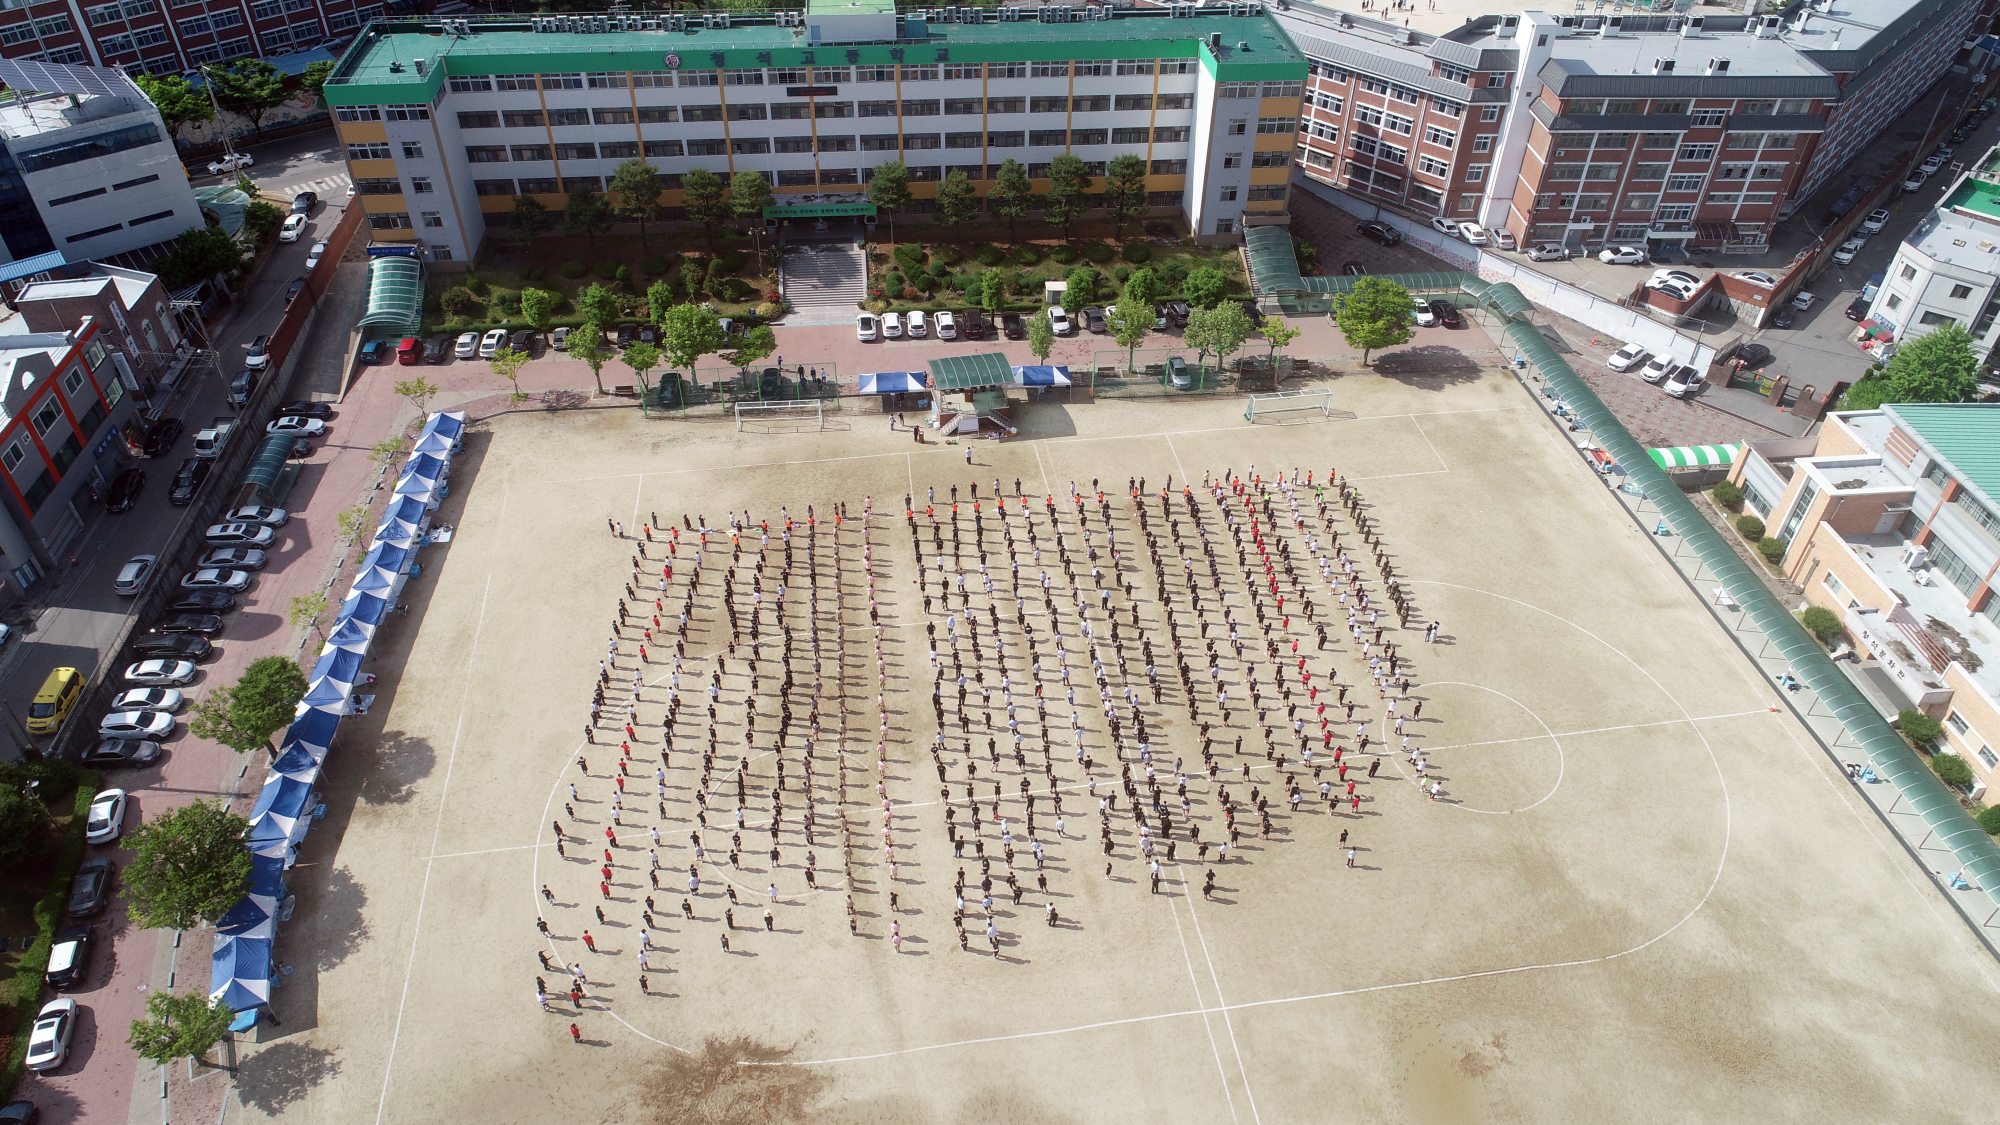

{"left": 0, "top": 768, "right": 100, "bottom": 1100}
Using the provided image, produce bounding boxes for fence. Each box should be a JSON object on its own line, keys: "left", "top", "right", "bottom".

{"left": 641, "top": 363, "right": 849, "bottom": 419}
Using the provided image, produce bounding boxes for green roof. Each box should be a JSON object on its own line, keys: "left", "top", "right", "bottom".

{"left": 1943, "top": 176, "right": 2000, "bottom": 223}
{"left": 241, "top": 431, "right": 300, "bottom": 496}
{"left": 1885, "top": 403, "right": 2000, "bottom": 511}
{"left": 928, "top": 351, "right": 1013, "bottom": 391}
{"left": 324, "top": 9, "right": 1304, "bottom": 101}
{"left": 359, "top": 256, "right": 423, "bottom": 335}
{"left": 1244, "top": 225, "right": 1302, "bottom": 295}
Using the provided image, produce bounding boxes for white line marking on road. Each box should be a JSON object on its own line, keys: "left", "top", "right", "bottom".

{"left": 1173, "top": 863, "right": 1259, "bottom": 1124}
{"left": 1418, "top": 708, "right": 1775, "bottom": 754}
{"left": 1410, "top": 415, "right": 1446, "bottom": 473}
{"left": 1156, "top": 872, "right": 1242, "bottom": 1124}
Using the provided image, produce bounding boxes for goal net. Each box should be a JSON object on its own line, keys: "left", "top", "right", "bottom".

{"left": 735, "top": 400, "right": 826, "bottom": 432}
{"left": 1243, "top": 387, "right": 1332, "bottom": 423}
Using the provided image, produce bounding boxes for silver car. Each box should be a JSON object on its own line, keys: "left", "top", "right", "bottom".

{"left": 98, "top": 710, "right": 175, "bottom": 739}
{"left": 112, "top": 687, "right": 184, "bottom": 712}
{"left": 24, "top": 998, "right": 74, "bottom": 1072}
{"left": 124, "top": 659, "right": 197, "bottom": 686}
{"left": 205, "top": 523, "right": 276, "bottom": 548}
{"left": 199, "top": 547, "right": 267, "bottom": 571}
{"left": 181, "top": 568, "right": 253, "bottom": 591}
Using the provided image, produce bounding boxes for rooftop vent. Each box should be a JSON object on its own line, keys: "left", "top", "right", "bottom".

{"left": 1756, "top": 14, "right": 1780, "bottom": 38}
{"left": 1653, "top": 57, "right": 1674, "bottom": 75}
{"left": 1680, "top": 14, "right": 1703, "bottom": 37}
{"left": 1208, "top": 30, "right": 1222, "bottom": 49}
{"left": 1497, "top": 13, "right": 1518, "bottom": 37}
{"left": 1706, "top": 56, "right": 1728, "bottom": 75}
{"left": 412, "top": 57, "right": 426, "bottom": 75}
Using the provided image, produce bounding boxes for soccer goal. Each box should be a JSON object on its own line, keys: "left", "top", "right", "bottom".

{"left": 1243, "top": 387, "right": 1333, "bottom": 423}
{"left": 735, "top": 400, "right": 826, "bottom": 431}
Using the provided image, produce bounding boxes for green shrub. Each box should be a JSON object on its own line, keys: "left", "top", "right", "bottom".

{"left": 976, "top": 243, "right": 1005, "bottom": 266}
{"left": 1899, "top": 709, "right": 1945, "bottom": 746}
{"left": 884, "top": 270, "right": 905, "bottom": 294}
{"left": 559, "top": 260, "right": 587, "bottom": 279}
{"left": 614, "top": 264, "right": 632, "bottom": 285}
{"left": 892, "top": 244, "right": 927, "bottom": 275}
{"left": 1756, "top": 537, "right": 1787, "bottom": 563}
{"left": 722, "top": 277, "right": 754, "bottom": 301}
{"left": 716, "top": 250, "right": 747, "bottom": 274}
{"left": 462, "top": 273, "right": 488, "bottom": 295}
{"left": 1080, "top": 241, "right": 1114, "bottom": 265}
{"left": 1158, "top": 259, "right": 1189, "bottom": 287}
{"left": 1797, "top": 605, "right": 1842, "bottom": 644}
{"left": 642, "top": 256, "right": 670, "bottom": 275}
{"left": 17, "top": 758, "right": 79, "bottom": 801}
{"left": 1733, "top": 514, "right": 1765, "bottom": 541}
{"left": 1935, "top": 752, "right": 1975, "bottom": 788}
{"left": 1121, "top": 243, "right": 1152, "bottom": 264}
{"left": 439, "top": 286, "right": 480, "bottom": 317}
{"left": 1978, "top": 805, "right": 2000, "bottom": 835}
{"left": 1049, "top": 244, "right": 1081, "bottom": 265}
{"left": 1711, "top": 480, "right": 1744, "bottom": 509}
{"left": 522, "top": 266, "right": 548, "bottom": 282}
{"left": 935, "top": 245, "right": 964, "bottom": 266}
{"left": 1012, "top": 245, "right": 1042, "bottom": 266}
{"left": 487, "top": 288, "right": 521, "bottom": 317}
{"left": 595, "top": 260, "right": 621, "bottom": 279}
{"left": 1113, "top": 265, "right": 1132, "bottom": 283}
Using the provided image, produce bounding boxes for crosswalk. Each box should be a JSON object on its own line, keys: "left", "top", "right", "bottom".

{"left": 264, "top": 173, "right": 351, "bottom": 202}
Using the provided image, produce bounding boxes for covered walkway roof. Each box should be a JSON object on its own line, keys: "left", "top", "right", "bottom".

{"left": 359, "top": 256, "right": 422, "bottom": 334}
{"left": 241, "top": 431, "right": 297, "bottom": 496}
{"left": 927, "top": 352, "right": 1013, "bottom": 392}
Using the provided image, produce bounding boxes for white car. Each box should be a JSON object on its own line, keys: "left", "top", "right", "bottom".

{"left": 1047, "top": 306, "right": 1073, "bottom": 335}
{"left": 934, "top": 310, "right": 957, "bottom": 340}
{"left": 223, "top": 505, "right": 288, "bottom": 526}
{"left": 1492, "top": 228, "right": 1518, "bottom": 251}
{"left": 881, "top": 311, "right": 904, "bottom": 339}
{"left": 1921, "top": 154, "right": 1947, "bottom": 174}
{"left": 1649, "top": 279, "right": 1697, "bottom": 301}
{"left": 907, "top": 309, "right": 928, "bottom": 339}
{"left": 1663, "top": 365, "right": 1706, "bottom": 398}
{"left": 1639, "top": 355, "right": 1676, "bottom": 384}
{"left": 1412, "top": 298, "right": 1435, "bottom": 327}
{"left": 1860, "top": 209, "right": 1890, "bottom": 235}
{"left": 1606, "top": 342, "right": 1649, "bottom": 372}
{"left": 454, "top": 331, "right": 480, "bottom": 358}
{"left": 199, "top": 547, "right": 266, "bottom": 571}
{"left": 1733, "top": 271, "right": 1779, "bottom": 287}
{"left": 1650, "top": 269, "right": 1701, "bottom": 290}
{"left": 181, "top": 568, "right": 253, "bottom": 591}
{"left": 1598, "top": 245, "right": 1647, "bottom": 265}
{"left": 98, "top": 710, "right": 174, "bottom": 740}
{"left": 1791, "top": 290, "right": 1818, "bottom": 310}
{"left": 205, "top": 523, "right": 275, "bottom": 548}
{"left": 279, "top": 213, "right": 307, "bottom": 243}
{"left": 114, "top": 554, "right": 157, "bottom": 596}
{"left": 478, "top": 328, "right": 507, "bottom": 358}
{"left": 206, "top": 152, "right": 253, "bottom": 175}
{"left": 1527, "top": 244, "right": 1570, "bottom": 262}
{"left": 1457, "top": 222, "right": 1489, "bottom": 246}
{"left": 85, "top": 789, "right": 126, "bottom": 844}
{"left": 112, "top": 687, "right": 183, "bottom": 712}
{"left": 305, "top": 240, "right": 327, "bottom": 270}
{"left": 125, "top": 659, "right": 197, "bottom": 686}
{"left": 1904, "top": 169, "right": 1930, "bottom": 191}
{"left": 24, "top": 998, "right": 75, "bottom": 1072}
{"left": 1832, "top": 238, "right": 1866, "bottom": 265}
{"left": 266, "top": 416, "right": 327, "bottom": 437}
{"left": 1429, "top": 216, "right": 1461, "bottom": 237}
{"left": 855, "top": 312, "right": 879, "bottom": 342}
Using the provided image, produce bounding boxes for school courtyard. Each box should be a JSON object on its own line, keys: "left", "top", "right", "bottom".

{"left": 226, "top": 369, "right": 2000, "bottom": 1123}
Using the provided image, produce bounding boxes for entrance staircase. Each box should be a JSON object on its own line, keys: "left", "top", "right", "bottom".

{"left": 779, "top": 241, "right": 869, "bottom": 308}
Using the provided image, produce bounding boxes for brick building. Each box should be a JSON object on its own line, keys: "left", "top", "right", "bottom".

{"left": 0, "top": 0, "right": 381, "bottom": 78}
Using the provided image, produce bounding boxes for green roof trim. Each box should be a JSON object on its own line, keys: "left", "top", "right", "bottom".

{"left": 360, "top": 256, "right": 424, "bottom": 334}
{"left": 1943, "top": 175, "right": 2000, "bottom": 223}
{"left": 1883, "top": 403, "right": 2000, "bottom": 512}
{"left": 928, "top": 351, "right": 1013, "bottom": 391}
{"left": 241, "top": 431, "right": 299, "bottom": 495}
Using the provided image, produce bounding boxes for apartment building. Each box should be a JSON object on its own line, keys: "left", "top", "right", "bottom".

{"left": 1874, "top": 149, "right": 2000, "bottom": 357}
{"left": 0, "top": 0, "right": 381, "bottom": 78}
{"left": 317, "top": 2, "right": 1306, "bottom": 261}
{"left": 1730, "top": 404, "right": 2000, "bottom": 796}
{"left": 0, "top": 57, "right": 200, "bottom": 265}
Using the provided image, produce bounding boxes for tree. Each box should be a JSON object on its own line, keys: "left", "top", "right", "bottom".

{"left": 933, "top": 169, "right": 979, "bottom": 236}
{"left": 577, "top": 283, "right": 621, "bottom": 329}
{"left": 335, "top": 504, "right": 372, "bottom": 545}
{"left": 298, "top": 59, "right": 334, "bottom": 106}
{"left": 980, "top": 270, "right": 1007, "bottom": 315}
{"left": 728, "top": 171, "right": 774, "bottom": 227}
{"left": 519, "top": 288, "right": 559, "bottom": 333}
{"left": 562, "top": 186, "right": 613, "bottom": 252}
{"left": 1331, "top": 276, "right": 1415, "bottom": 365}
{"left": 1042, "top": 154, "right": 1093, "bottom": 242}
{"left": 1185, "top": 301, "right": 1253, "bottom": 382}
{"left": 1884, "top": 323, "right": 1980, "bottom": 404}
{"left": 1121, "top": 267, "right": 1166, "bottom": 313}
{"left": 607, "top": 158, "right": 663, "bottom": 249}
{"left": 1898, "top": 708, "right": 1944, "bottom": 746}
{"left": 289, "top": 591, "right": 328, "bottom": 643}
{"left": 866, "top": 161, "right": 912, "bottom": 246}
{"left": 723, "top": 325, "right": 777, "bottom": 369}
{"left": 1026, "top": 306, "right": 1054, "bottom": 363}
{"left": 1797, "top": 605, "right": 1842, "bottom": 644}
{"left": 988, "top": 159, "right": 1034, "bottom": 242}
{"left": 209, "top": 59, "right": 288, "bottom": 136}
{"left": 134, "top": 74, "right": 213, "bottom": 141}
{"left": 1183, "top": 266, "right": 1231, "bottom": 309}
{"left": 490, "top": 347, "right": 530, "bottom": 403}
{"left": 369, "top": 438, "right": 402, "bottom": 469}
{"left": 510, "top": 195, "right": 554, "bottom": 245}
{"left": 647, "top": 279, "right": 677, "bottom": 323}
{"left": 1110, "top": 301, "right": 1149, "bottom": 373}
{"left": 233, "top": 657, "right": 308, "bottom": 748}
{"left": 571, "top": 323, "right": 607, "bottom": 395}
{"left": 1261, "top": 319, "right": 1302, "bottom": 369}
{"left": 621, "top": 342, "right": 661, "bottom": 389}
{"left": 0, "top": 786, "right": 51, "bottom": 869}
{"left": 660, "top": 304, "right": 726, "bottom": 370}
{"left": 242, "top": 201, "right": 283, "bottom": 242}
{"left": 123, "top": 801, "right": 253, "bottom": 929}
{"left": 394, "top": 376, "right": 438, "bottom": 415}
{"left": 150, "top": 227, "right": 242, "bottom": 289}
{"left": 130, "top": 991, "right": 235, "bottom": 1071}
{"left": 682, "top": 169, "right": 730, "bottom": 252}
{"left": 1104, "top": 154, "right": 1148, "bottom": 241}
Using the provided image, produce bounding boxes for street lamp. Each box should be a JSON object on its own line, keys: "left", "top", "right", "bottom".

{"left": 195, "top": 62, "right": 237, "bottom": 168}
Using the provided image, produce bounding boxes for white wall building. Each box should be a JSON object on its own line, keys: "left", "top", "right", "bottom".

{"left": 1875, "top": 151, "right": 2000, "bottom": 360}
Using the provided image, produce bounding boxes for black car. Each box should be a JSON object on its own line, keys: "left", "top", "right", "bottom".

{"left": 1429, "top": 299, "right": 1463, "bottom": 328}
{"left": 1342, "top": 261, "right": 1369, "bottom": 276}
{"left": 509, "top": 329, "right": 536, "bottom": 354}
{"left": 1358, "top": 220, "right": 1403, "bottom": 246}
{"left": 1239, "top": 300, "right": 1266, "bottom": 328}
{"left": 959, "top": 309, "right": 986, "bottom": 339}
{"left": 149, "top": 613, "right": 223, "bottom": 636}
{"left": 168, "top": 457, "right": 210, "bottom": 506}
{"left": 67, "top": 857, "right": 113, "bottom": 917}
{"left": 45, "top": 926, "right": 90, "bottom": 990}
{"left": 0, "top": 1099, "right": 39, "bottom": 1123}
{"left": 423, "top": 335, "right": 451, "bottom": 363}
{"left": 637, "top": 325, "right": 657, "bottom": 345}
{"left": 285, "top": 277, "right": 307, "bottom": 303}
{"left": 143, "top": 418, "right": 183, "bottom": 457}
{"left": 1846, "top": 295, "right": 1871, "bottom": 321}
{"left": 131, "top": 634, "right": 211, "bottom": 659}
{"left": 1164, "top": 301, "right": 1190, "bottom": 327}
{"left": 1734, "top": 343, "right": 1773, "bottom": 368}
{"left": 273, "top": 400, "right": 333, "bottom": 420}
{"left": 105, "top": 468, "right": 145, "bottom": 512}
{"left": 1001, "top": 312, "right": 1025, "bottom": 340}
{"left": 616, "top": 323, "right": 636, "bottom": 347}
{"left": 289, "top": 437, "right": 313, "bottom": 460}
{"left": 1772, "top": 304, "right": 1797, "bottom": 328}
{"left": 169, "top": 590, "right": 234, "bottom": 613}
{"left": 291, "top": 191, "right": 317, "bottom": 214}
{"left": 81, "top": 740, "right": 162, "bottom": 768}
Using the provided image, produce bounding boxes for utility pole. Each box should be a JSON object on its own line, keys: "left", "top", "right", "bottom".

{"left": 198, "top": 63, "right": 235, "bottom": 166}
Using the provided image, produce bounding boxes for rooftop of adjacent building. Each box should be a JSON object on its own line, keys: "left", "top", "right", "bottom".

{"left": 13, "top": 262, "right": 152, "bottom": 314}
{"left": 1885, "top": 403, "right": 2000, "bottom": 514}
{"left": 0, "top": 87, "right": 147, "bottom": 140}
{"left": 1904, "top": 194, "right": 2000, "bottom": 272}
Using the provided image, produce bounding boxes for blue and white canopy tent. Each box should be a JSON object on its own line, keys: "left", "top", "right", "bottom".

{"left": 857, "top": 371, "right": 927, "bottom": 395}
{"left": 209, "top": 932, "right": 272, "bottom": 1011}
{"left": 1012, "top": 365, "right": 1072, "bottom": 386}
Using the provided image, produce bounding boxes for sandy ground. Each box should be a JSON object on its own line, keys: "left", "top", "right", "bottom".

{"left": 214, "top": 368, "right": 2000, "bottom": 1124}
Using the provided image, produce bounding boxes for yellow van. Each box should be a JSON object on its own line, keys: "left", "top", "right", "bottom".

{"left": 26, "top": 667, "right": 81, "bottom": 735}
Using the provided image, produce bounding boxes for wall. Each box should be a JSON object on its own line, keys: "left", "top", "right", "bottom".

{"left": 1942, "top": 663, "right": 2000, "bottom": 789}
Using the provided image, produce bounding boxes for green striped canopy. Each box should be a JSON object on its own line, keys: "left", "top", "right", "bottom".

{"left": 1648, "top": 444, "right": 1741, "bottom": 469}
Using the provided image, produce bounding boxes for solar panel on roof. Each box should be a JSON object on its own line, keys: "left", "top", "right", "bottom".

{"left": 0, "top": 57, "right": 130, "bottom": 100}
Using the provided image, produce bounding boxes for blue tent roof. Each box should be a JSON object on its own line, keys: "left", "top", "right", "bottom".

{"left": 209, "top": 933, "right": 271, "bottom": 1010}
{"left": 339, "top": 589, "right": 392, "bottom": 628}
{"left": 248, "top": 853, "right": 287, "bottom": 900}
{"left": 308, "top": 646, "right": 364, "bottom": 692}
{"left": 1013, "top": 365, "right": 1072, "bottom": 386}
{"left": 858, "top": 371, "right": 926, "bottom": 394}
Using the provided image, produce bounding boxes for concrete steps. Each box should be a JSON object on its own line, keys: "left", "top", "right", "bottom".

{"left": 780, "top": 242, "right": 869, "bottom": 308}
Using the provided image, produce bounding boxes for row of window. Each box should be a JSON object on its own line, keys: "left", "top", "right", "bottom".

{"left": 1563, "top": 98, "right": 1815, "bottom": 117}
{"left": 369, "top": 211, "right": 445, "bottom": 230}
{"left": 85, "top": 0, "right": 156, "bottom": 26}
{"left": 1551, "top": 132, "right": 1798, "bottom": 154}
{"left": 62, "top": 207, "right": 177, "bottom": 243}
{"left": 1215, "top": 185, "right": 1289, "bottom": 202}
{"left": 443, "top": 60, "right": 1201, "bottom": 93}
{"left": 46, "top": 174, "right": 158, "bottom": 207}
{"left": 460, "top": 126, "right": 1198, "bottom": 164}
{"left": 1213, "top": 81, "right": 1305, "bottom": 99}
{"left": 472, "top": 159, "right": 1172, "bottom": 199}
{"left": 444, "top": 93, "right": 1195, "bottom": 131}
{"left": 1313, "top": 60, "right": 1505, "bottom": 93}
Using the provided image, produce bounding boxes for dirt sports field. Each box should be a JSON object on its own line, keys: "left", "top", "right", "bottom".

{"left": 244, "top": 370, "right": 2000, "bottom": 1124}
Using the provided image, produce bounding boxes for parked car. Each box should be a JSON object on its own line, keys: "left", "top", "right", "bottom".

{"left": 1920, "top": 154, "right": 1947, "bottom": 175}
{"left": 24, "top": 999, "right": 75, "bottom": 1073}
{"left": 45, "top": 926, "right": 91, "bottom": 989}
{"left": 1831, "top": 237, "right": 1866, "bottom": 265}
{"left": 1791, "top": 290, "right": 1818, "bottom": 310}
{"left": 1860, "top": 208, "right": 1890, "bottom": 235}
{"left": 1163, "top": 301, "right": 1190, "bottom": 327}
{"left": 1046, "top": 306, "right": 1073, "bottom": 335}
{"left": 1341, "top": 261, "right": 1368, "bottom": 276}
{"left": 285, "top": 277, "right": 307, "bottom": 303}
{"left": 934, "top": 310, "right": 958, "bottom": 339}
{"left": 291, "top": 190, "right": 317, "bottom": 214}
{"left": 1412, "top": 298, "right": 1435, "bottom": 327}
{"left": 179, "top": 569, "right": 252, "bottom": 592}
{"left": 1239, "top": 300, "right": 1265, "bottom": 329}
{"left": 81, "top": 739, "right": 162, "bottom": 769}
{"left": 907, "top": 309, "right": 929, "bottom": 338}
{"left": 125, "top": 659, "right": 197, "bottom": 686}
{"left": 1598, "top": 245, "right": 1647, "bottom": 265}
{"left": 959, "top": 309, "right": 986, "bottom": 339}
{"left": 421, "top": 335, "right": 449, "bottom": 364}
{"left": 1167, "top": 354, "right": 1192, "bottom": 390}
{"left": 615, "top": 323, "right": 636, "bottom": 347}
{"left": 882, "top": 311, "right": 904, "bottom": 339}
{"left": 1663, "top": 365, "right": 1706, "bottom": 398}
{"left": 244, "top": 335, "right": 272, "bottom": 371}
{"left": 198, "top": 547, "right": 266, "bottom": 571}
{"left": 479, "top": 328, "right": 507, "bottom": 358}
{"left": 1457, "top": 222, "right": 1490, "bottom": 246}
{"left": 1734, "top": 343, "right": 1773, "bottom": 368}
{"left": 1904, "top": 169, "right": 1930, "bottom": 191}
{"left": 228, "top": 368, "right": 258, "bottom": 407}
{"left": 455, "top": 331, "right": 480, "bottom": 358}
{"left": 143, "top": 418, "right": 184, "bottom": 457}
{"left": 1150, "top": 304, "right": 1170, "bottom": 330}
{"left": 1639, "top": 355, "right": 1676, "bottom": 384}
{"left": 1000, "top": 312, "right": 1024, "bottom": 339}
{"left": 1430, "top": 300, "right": 1463, "bottom": 328}
{"left": 207, "top": 152, "right": 252, "bottom": 174}
{"left": 1772, "top": 304, "right": 1797, "bottom": 328}
{"left": 1429, "top": 216, "right": 1461, "bottom": 237}
{"left": 550, "top": 326, "right": 571, "bottom": 352}
{"left": 395, "top": 337, "right": 421, "bottom": 365}
{"left": 1606, "top": 342, "right": 1650, "bottom": 372}
{"left": 856, "top": 312, "right": 879, "bottom": 342}
{"left": 131, "top": 636, "right": 210, "bottom": 662}
{"left": 266, "top": 416, "right": 327, "bottom": 438}
{"left": 1526, "top": 244, "right": 1569, "bottom": 262}
{"left": 1492, "top": 228, "right": 1518, "bottom": 251}
{"left": 97, "top": 711, "right": 173, "bottom": 740}
{"left": 510, "top": 330, "right": 537, "bottom": 355}
{"left": 149, "top": 612, "right": 225, "bottom": 634}
{"left": 224, "top": 505, "right": 288, "bottom": 526}
{"left": 68, "top": 856, "right": 114, "bottom": 915}
{"left": 104, "top": 469, "right": 145, "bottom": 513}
{"left": 169, "top": 458, "right": 209, "bottom": 506}
{"left": 1650, "top": 269, "right": 1701, "bottom": 290}
{"left": 358, "top": 340, "right": 388, "bottom": 364}
{"left": 113, "top": 555, "right": 156, "bottom": 595}
{"left": 204, "top": 523, "right": 275, "bottom": 549}
{"left": 278, "top": 213, "right": 307, "bottom": 242}
{"left": 305, "top": 241, "right": 327, "bottom": 270}
{"left": 1648, "top": 279, "right": 1697, "bottom": 301}
{"left": 1357, "top": 220, "right": 1402, "bottom": 246}
{"left": 112, "top": 687, "right": 183, "bottom": 712}
{"left": 274, "top": 400, "right": 333, "bottom": 420}
{"left": 1846, "top": 295, "right": 1872, "bottom": 321}
{"left": 1732, "top": 271, "right": 1778, "bottom": 287}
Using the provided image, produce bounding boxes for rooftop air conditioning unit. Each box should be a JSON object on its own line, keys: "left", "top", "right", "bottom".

{"left": 1606, "top": 15, "right": 1623, "bottom": 31}
{"left": 412, "top": 57, "right": 426, "bottom": 74}
{"left": 1681, "top": 14, "right": 1703, "bottom": 36}
{"left": 1707, "top": 57, "right": 1729, "bottom": 75}
{"left": 1902, "top": 543, "right": 1930, "bottom": 571}
{"left": 1757, "top": 14, "right": 1780, "bottom": 38}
